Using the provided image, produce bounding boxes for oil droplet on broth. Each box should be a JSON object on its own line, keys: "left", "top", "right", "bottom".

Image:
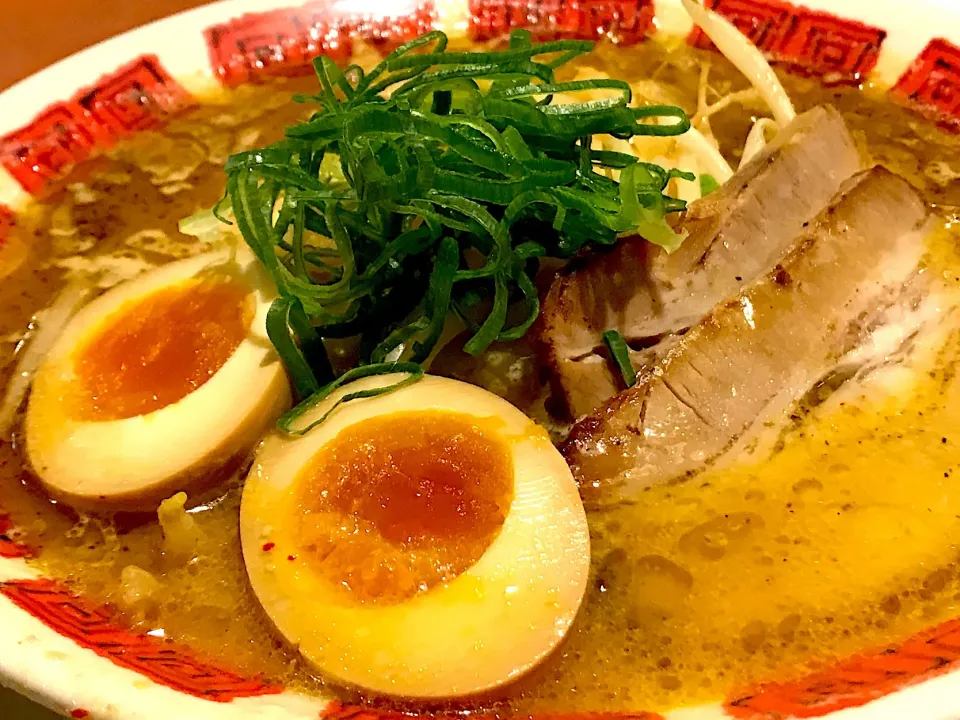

{"left": 678, "top": 512, "right": 765, "bottom": 561}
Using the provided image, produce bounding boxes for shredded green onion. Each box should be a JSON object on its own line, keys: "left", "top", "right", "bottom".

{"left": 699, "top": 173, "right": 720, "bottom": 196}
{"left": 277, "top": 363, "right": 424, "bottom": 435}
{"left": 603, "top": 329, "right": 637, "bottom": 389}
{"left": 220, "top": 29, "right": 691, "bottom": 428}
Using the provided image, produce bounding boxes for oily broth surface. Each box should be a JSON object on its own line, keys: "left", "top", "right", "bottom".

{"left": 514, "top": 238, "right": 960, "bottom": 711}
{"left": 0, "top": 41, "right": 959, "bottom": 713}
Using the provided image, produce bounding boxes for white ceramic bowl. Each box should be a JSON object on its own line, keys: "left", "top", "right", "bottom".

{"left": 1, "top": 1, "right": 960, "bottom": 718}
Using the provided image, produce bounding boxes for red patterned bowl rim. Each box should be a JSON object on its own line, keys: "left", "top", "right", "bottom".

{"left": 2, "top": 0, "right": 960, "bottom": 718}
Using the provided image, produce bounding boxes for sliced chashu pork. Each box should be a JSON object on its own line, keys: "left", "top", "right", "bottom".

{"left": 541, "top": 106, "right": 863, "bottom": 418}
{"left": 562, "top": 167, "right": 930, "bottom": 506}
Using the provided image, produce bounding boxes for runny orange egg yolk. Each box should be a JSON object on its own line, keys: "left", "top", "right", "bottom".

{"left": 72, "top": 277, "right": 253, "bottom": 421}
{"left": 294, "top": 411, "right": 515, "bottom": 604}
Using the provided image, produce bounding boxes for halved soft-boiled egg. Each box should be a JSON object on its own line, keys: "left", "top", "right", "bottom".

{"left": 26, "top": 245, "right": 291, "bottom": 511}
{"left": 241, "top": 373, "right": 590, "bottom": 698}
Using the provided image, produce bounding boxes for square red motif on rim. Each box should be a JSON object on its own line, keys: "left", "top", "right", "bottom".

{"left": 468, "top": 0, "right": 656, "bottom": 45}
{"left": 893, "top": 38, "right": 960, "bottom": 130}
{"left": 75, "top": 56, "right": 195, "bottom": 141}
{"left": 204, "top": 2, "right": 436, "bottom": 87}
{"left": 688, "top": 0, "right": 885, "bottom": 85}
{"left": 0, "top": 103, "right": 96, "bottom": 196}
{"left": 726, "top": 616, "right": 960, "bottom": 718}
{"left": 0, "top": 578, "right": 282, "bottom": 701}
{"left": 205, "top": 7, "right": 350, "bottom": 86}
{"left": 340, "top": 3, "right": 436, "bottom": 49}
{"left": 0, "top": 56, "right": 193, "bottom": 196}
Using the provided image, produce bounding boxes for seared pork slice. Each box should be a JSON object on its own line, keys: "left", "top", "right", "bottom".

{"left": 727, "top": 277, "right": 939, "bottom": 464}
{"left": 541, "top": 106, "right": 863, "bottom": 418}
{"left": 562, "top": 167, "right": 930, "bottom": 506}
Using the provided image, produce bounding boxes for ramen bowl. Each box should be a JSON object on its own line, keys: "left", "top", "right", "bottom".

{"left": 1, "top": 0, "right": 960, "bottom": 718}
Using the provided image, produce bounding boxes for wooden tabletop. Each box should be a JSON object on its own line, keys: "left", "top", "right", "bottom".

{"left": 2, "top": 0, "right": 209, "bottom": 90}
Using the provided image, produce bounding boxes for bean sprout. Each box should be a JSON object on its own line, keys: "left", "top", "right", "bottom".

{"left": 681, "top": 0, "right": 796, "bottom": 127}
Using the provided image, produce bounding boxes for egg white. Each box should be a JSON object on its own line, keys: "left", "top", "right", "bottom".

{"left": 241, "top": 373, "right": 590, "bottom": 699}
{"left": 26, "top": 245, "right": 291, "bottom": 511}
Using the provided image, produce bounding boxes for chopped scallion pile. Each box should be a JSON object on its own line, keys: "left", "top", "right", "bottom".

{"left": 602, "top": 329, "right": 637, "bottom": 389}
{"left": 219, "top": 29, "right": 691, "bottom": 426}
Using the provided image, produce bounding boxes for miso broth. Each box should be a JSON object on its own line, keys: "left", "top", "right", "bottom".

{"left": 1, "top": 40, "right": 960, "bottom": 713}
